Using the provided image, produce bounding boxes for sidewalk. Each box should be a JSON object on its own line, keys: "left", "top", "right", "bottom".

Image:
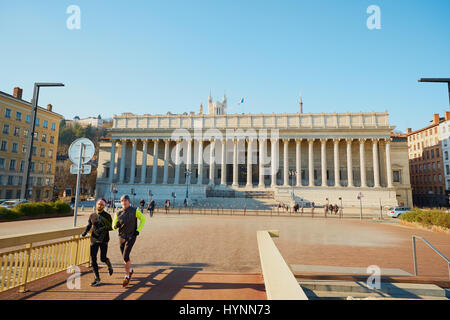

{"left": 0, "top": 266, "right": 266, "bottom": 300}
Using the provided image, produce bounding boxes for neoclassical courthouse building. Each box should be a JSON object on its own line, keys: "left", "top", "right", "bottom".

{"left": 96, "top": 95, "right": 412, "bottom": 208}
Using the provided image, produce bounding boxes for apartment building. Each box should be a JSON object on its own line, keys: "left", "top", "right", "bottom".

{"left": 0, "top": 87, "right": 63, "bottom": 201}
{"left": 407, "top": 113, "right": 446, "bottom": 207}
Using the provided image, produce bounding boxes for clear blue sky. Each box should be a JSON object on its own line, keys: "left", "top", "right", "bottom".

{"left": 0, "top": 0, "right": 449, "bottom": 132}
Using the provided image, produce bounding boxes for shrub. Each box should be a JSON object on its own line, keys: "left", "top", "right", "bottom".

{"left": 51, "top": 200, "right": 72, "bottom": 214}
{"left": 0, "top": 207, "right": 24, "bottom": 219}
{"left": 400, "top": 208, "right": 450, "bottom": 229}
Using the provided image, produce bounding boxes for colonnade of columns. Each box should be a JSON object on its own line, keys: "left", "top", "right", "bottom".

{"left": 108, "top": 137, "right": 394, "bottom": 189}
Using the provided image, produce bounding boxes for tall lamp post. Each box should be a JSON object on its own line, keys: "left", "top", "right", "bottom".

{"left": 418, "top": 78, "right": 450, "bottom": 107}
{"left": 288, "top": 169, "right": 297, "bottom": 202}
{"left": 185, "top": 169, "right": 192, "bottom": 205}
{"left": 21, "top": 83, "right": 64, "bottom": 200}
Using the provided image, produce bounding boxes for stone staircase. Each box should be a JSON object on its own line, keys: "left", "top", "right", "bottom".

{"left": 206, "top": 189, "right": 274, "bottom": 199}
{"left": 298, "top": 279, "right": 449, "bottom": 300}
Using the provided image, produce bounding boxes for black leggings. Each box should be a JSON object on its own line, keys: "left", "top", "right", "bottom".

{"left": 119, "top": 236, "right": 136, "bottom": 263}
{"left": 90, "top": 242, "right": 111, "bottom": 279}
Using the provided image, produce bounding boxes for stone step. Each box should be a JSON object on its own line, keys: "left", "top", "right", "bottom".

{"left": 298, "top": 280, "right": 449, "bottom": 298}
{"left": 302, "top": 288, "right": 449, "bottom": 300}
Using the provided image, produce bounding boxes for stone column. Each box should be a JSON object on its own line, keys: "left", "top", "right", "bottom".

{"left": 163, "top": 139, "right": 170, "bottom": 184}
{"left": 372, "top": 138, "right": 380, "bottom": 188}
{"left": 209, "top": 139, "right": 215, "bottom": 186}
{"left": 246, "top": 138, "right": 253, "bottom": 187}
{"left": 232, "top": 139, "right": 239, "bottom": 186}
{"left": 258, "top": 138, "right": 265, "bottom": 187}
{"left": 333, "top": 139, "right": 340, "bottom": 187}
{"left": 129, "top": 139, "right": 137, "bottom": 184}
{"left": 140, "top": 139, "right": 148, "bottom": 184}
{"left": 221, "top": 139, "right": 226, "bottom": 186}
{"left": 174, "top": 139, "right": 181, "bottom": 185}
{"left": 321, "top": 139, "right": 327, "bottom": 187}
{"left": 359, "top": 139, "right": 367, "bottom": 188}
{"left": 346, "top": 139, "right": 354, "bottom": 187}
{"left": 283, "top": 139, "right": 289, "bottom": 187}
{"left": 186, "top": 139, "right": 192, "bottom": 184}
{"left": 197, "top": 139, "right": 204, "bottom": 185}
{"left": 296, "top": 139, "right": 301, "bottom": 187}
{"left": 109, "top": 139, "right": 116, "bottom": 183}
{"left": 271, "top": 139, "right": 278, "bottom": 187}
{"left": 386, "top": 139, "right": 393, "bottom": 188}
{"left": 308, "top": 139, "right": 314, "bottom": 187}
{"left": 152, "top": 140, "right": 159, "bottom": 184}
{"left": 119, "top": 140, "right": 126, "bottom": 183}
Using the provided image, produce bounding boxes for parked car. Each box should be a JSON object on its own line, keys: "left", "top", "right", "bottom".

{"left": 0, "top": 199, "right": 7, "bottom": 205}
{"left": 114, "top": 200, "right": 122, "bottom": 209}
{"left": 0, "top": 199, "right": 30, "bottom": 209}
{"left": 386, "top": 206, "right": 411, "bottom": 218}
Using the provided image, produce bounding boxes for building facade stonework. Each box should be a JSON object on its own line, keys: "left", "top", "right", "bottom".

{"left": 96, "top": 100, "right": 411, "bottom": 208}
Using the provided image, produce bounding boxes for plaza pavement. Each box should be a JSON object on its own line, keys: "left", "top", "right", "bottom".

{"left": 0, "top": 210, "right": 449, "bottom": 299}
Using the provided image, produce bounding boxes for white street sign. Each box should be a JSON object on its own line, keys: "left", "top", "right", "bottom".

{"left": 68, "top": 138, "right": 95, "bottom": 164}
{"left": 70, "top": 164, "right": 91, "bottom": 175}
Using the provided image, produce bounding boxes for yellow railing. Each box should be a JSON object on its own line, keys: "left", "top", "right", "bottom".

{"left": 0, "top": 226, "right": 90, "bottom": 293}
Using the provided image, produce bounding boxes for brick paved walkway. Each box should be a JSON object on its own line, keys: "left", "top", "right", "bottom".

{"left": 0, "top": 266, "right": 266, "bottom": 300}
{"left": 0, "top": 214, "right": 449, "bottom": 299}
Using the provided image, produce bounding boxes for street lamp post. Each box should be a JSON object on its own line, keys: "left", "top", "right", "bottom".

{"left": 21, "top": 83, "right": 64, "bottom": 200}
{"left": 289, "top": 169, "right": 297, "bottom": 202}
{"left": 418, "top": 78, "right": 450, "bottom": 107}
{"left": 185, "top": 169, "right": 192, "bottom": 205}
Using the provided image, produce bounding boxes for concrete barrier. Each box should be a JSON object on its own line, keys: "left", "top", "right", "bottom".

{"left": 257, "top": 230, "right": 308, "bottom": 300}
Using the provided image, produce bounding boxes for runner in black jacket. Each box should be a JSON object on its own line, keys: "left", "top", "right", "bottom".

{"left": 82, "top": 198, "right": 114, "bottom": 286}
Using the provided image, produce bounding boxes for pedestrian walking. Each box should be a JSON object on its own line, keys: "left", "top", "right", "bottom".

{"left": 334, "top": 204, "right": 339, "bottom": 215}
{"left": 165, "top": 199, "right": 170, "bottom": 214}
{"left": 324, "top": 203, "right": 329, "bottom": 215}
{"left": 147, "top": 199, "right": 155, "bottom": 217}
{"left": 81, "top": 198, "right": 114, "bottom": 287}
{"left": 139, "top": 199, "right": 145, "bottom": 213}
{"left": 184, "top": 198, "right": 187, "bottom": 208}
{"left": 112, "top": 194, "right": 146, "bottom": 287}
{"left": 311, "top": 202, "right": 315, "bottom": 216}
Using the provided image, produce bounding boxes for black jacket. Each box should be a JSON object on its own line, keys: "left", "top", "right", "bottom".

{"left": 84, "top": 210, "right": 113, "bottom": 243}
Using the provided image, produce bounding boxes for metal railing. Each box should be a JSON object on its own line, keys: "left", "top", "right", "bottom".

{"left": 0, "top": 227, "right": 90, "bottom": 293}
{"left": 412, "top": 235, "right": 450, "bottom": 279}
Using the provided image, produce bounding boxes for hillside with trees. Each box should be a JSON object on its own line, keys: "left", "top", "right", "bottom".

{"left": 55, "top": 117, "right": 111, "bottom": 199}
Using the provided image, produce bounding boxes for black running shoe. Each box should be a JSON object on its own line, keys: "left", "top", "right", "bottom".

{"left": 90, "top": 279, "right": 101, "bottom": 287}
{"left": 108, "top": 266, "right": 114, "bottom": 276}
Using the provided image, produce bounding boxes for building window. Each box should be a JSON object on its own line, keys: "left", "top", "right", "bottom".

{"left": 16, "top": 190, "right": 21, "bottom": 198}
{"left": 0, "top": 158, "right": 5, "bottom": 169}
{"left": 393, "top": 170, "right": 401, "bottom": 183}
{"left": 22, "top": 145, "right": 27, "bottom": 154}
{"left": 437, "top": 149, "right": 440, "bottom": 157}
{"left": 41, "top": 133, "right": 47, "bottom": 143}
{"left": 438, "top": 161, "right": 441, "bottom": 170}
{"left": 34, "top": 131, "right": 39, "bottom": 141}
{"left": 30, "top": 162, "right": 35, "bottom": 172}
{"left": 43, "top": 120, "right": 48, "bottom": 129}
{"left": 9, "top": 159, "right": 16, "bottom": 171}
{"left": 1, "top": 140, "right": 8, "bottom": 152}
{"left": 5, "top": 190, "right": 13, "bottom": 199}
{"left": 20, "top": 160, "right": 25, "bottom": 172}
{"left": 51, "top": 122, "right": 56, "bottom": 131}
{"left": 39, "top": 162, "right": 44, "bottom": 173}
{"left": 50, "top": 136, "right": 55, "bottom": 144}
{"left": 13, "top": 126, "right": 20, "bottom": 137}
{"left": 48, "top": 148, "right": 53, "bottom": 159}
{"left": 431, "top": 150, "right": 434, "bottom": 158}
{"left": 4, "top": 108, "right": 11, "bottom": 118}
{"left": 24, "top": 129, "right": 29, "bottom": 138}
{"left": 2, "top": 124, "right": 10, "bottom": 135}
{"left": 446, "top": 151, "right": 449, "bottom": 161}
{"left": 35, "top": 118, "right": 40, "bottom": 126}
{"left": 26, "top": 114, "right": 30, "bottom": 123}
{"left": 40, "top": 148, "right": 45, "bottom": 157}
{"left": 47, "top": 163, "right": 52, "bottom": 173}
{"left": 7, "top": 176, "right": 14, "bottom": 185}
{"left": 32, "top": 146, "right": 36, "bottom": 156}
{"left": 16, "top": 111, "right": 22, "bottom": 121}
{"left": 439, "top": 174, "right": 442, "bottom": 183}
{"left": 12, "top": 142, "right": 18, "bottom": 153}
